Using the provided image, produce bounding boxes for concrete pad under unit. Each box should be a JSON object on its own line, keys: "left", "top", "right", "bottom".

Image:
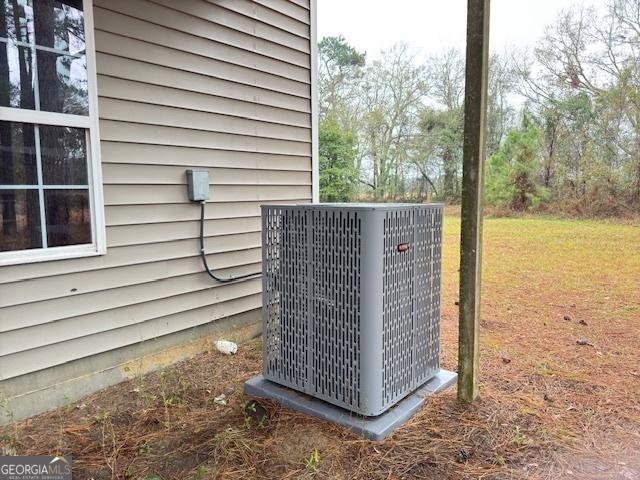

{"left": 243, "top": 369, "right": 457, "bottom": 441}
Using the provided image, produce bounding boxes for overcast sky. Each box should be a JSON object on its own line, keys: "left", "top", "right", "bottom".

{"left": 317, "top": 0, "right": 596, "bottom": 58}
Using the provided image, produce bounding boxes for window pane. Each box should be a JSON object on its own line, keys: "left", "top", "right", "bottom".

{"left": 0, "top": 121, "right": 37, "bottom": 184}
{"left": 40, "top": 125, "right": 87, "bottom": 184}
{"left": 0, "top": 40, "right": 35, "bottom": 109}
{"left": 37, "top": 49, "right": 87, "bottom": 114}
{"left": 44, "top": 188, "right": 90, "bottom": 246}
{"left": 0, "top": 0, "right": 35, "bottom": 43}
{"left": 33, "top": 0, "right": 84, "bottom": 54}
{"left": 0, "top": 189, "right": 41, "bottom": 251}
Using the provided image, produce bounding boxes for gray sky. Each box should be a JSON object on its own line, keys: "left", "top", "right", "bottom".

{"left": 318, "top": 0, "right": 594, "bottom": 57}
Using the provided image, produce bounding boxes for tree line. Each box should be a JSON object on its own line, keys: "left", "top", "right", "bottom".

{"left": 318, "top": 0, "right": 640, "bottom": 216}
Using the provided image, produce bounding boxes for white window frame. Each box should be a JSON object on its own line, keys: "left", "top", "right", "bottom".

{"left": 0, "top": 0, "right": 105, "bottom": 266}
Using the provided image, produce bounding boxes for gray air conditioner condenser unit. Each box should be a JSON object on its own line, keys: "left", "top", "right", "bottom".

{"left": 261, "top": 203, "right": 443, "bottom": 417}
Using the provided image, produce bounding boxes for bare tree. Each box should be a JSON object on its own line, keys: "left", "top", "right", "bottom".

{"left": 357, "top": 43, "right": 428, "bottom": 200}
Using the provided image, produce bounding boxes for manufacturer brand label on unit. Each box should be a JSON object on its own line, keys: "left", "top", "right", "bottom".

{"left": 397, "top": 242, "right": 410, "bottom": 252}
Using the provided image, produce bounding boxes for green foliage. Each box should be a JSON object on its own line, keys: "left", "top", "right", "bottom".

{"left": 486, "top": 116, "right": 548, "bottom": 210}
{"left": 314, "top": 0, "right": 640, "bottom": 216}
{"left": 304, "top": 448, "right": 321, "bottom": 472}
{"left": 196, "top": 464, "right": 208, "bottom": 479}
{"left": 319, "top": 117, "right": 358, "bottom": 202}
{"left": 318, "top": 36, "right": 365, "bottom": 120}
{"left": 318, "top": 36, "right": 365, "bottom": 72}
{"left": 417, "top": 107, "right": 463, "bottom": 201}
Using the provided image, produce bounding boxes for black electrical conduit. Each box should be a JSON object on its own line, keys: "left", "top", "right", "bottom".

{"left": 199, "top": 201, "right": 262, "bottom": 283}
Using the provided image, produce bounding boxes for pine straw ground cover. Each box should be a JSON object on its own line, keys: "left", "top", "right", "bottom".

{"left": 2, "top": 215, "right": 639, "bottom": 480}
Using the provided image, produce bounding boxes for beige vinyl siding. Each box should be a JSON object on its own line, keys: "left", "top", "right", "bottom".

{"left": 282, "top": 0, "right": 310, "bottom": 10}
{"left": 0, "top": 0, "right": 312, "bottom": 381}
{"left": 2, "top": 293, "right": 264, "bottom": 380}
{"left": 253, "top": 0, "right": 310, "bottom": 23}
{"left": 94, "top": 30, "right": 309, "bottom": 97}
{"left": 100, "top": 123, "right": 310, "bottom": 155}
{"left": 102, "top": 165, "right": 311, "bottom": 186}
{"left": 2, "top": 268, "right": 263, "bottom": 332}
{"left": 94, "top": 5, "right": 310, "bottom": 80}
{"left": 99, "top": 143, "right": 312, "bottom": 170}
{"left": 0, "top": 232, "right": 263, "bottom": 284}
{"left": 99, "top": 0, "right": 310, "bottom": 68}
{"left": 97, "top": 77, "right": 311, "bottom": 127}
{"left": 98, "top": 99, "right": 310, "bottom": 142}
{"left": 97, "top": 54, "right": 310, "bottom": 112}
{"left": 213, "top": 0, "right": 310, "bottom": 39}
{"left": 152, "top": 0, "right": 310, "bottom": 53}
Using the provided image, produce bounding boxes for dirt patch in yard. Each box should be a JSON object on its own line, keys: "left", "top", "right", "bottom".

{"left": 2, "top": 216, "right": 639, "bottom": 479}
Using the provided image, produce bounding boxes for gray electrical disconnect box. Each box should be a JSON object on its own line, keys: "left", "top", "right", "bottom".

{"left": 261, "top": 203, "right": 443, "bottom": 416}
{"left": 186, "top": 169, "right": 210, "bottom": 201}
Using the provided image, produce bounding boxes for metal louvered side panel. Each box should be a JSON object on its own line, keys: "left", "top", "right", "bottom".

{"left": 262, "top": 207, "right": 308, "bottom": 390}
{"left": 413, "top": 206, "right": 441, "bottom": 385}
{"left": 311, "top": 209, "right": 361, "bottom": 411}
{"left": 382, "top": 209, "right": 416, "bottom": 407}
{"left": 431, "top": 208, "right": 443, "bottom": 370}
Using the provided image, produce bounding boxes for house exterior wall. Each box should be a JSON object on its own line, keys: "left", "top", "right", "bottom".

{"left": 0, "top": 0, "right": 313, "bottom": 419}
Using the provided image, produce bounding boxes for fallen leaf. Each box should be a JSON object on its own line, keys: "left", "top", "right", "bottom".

{"left": 214, "top": 394, "right": 228, "bottom": 406}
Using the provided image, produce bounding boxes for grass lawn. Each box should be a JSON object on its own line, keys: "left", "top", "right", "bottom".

{"left": 2, "top": 215, "right": 639, "bottom": 479}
